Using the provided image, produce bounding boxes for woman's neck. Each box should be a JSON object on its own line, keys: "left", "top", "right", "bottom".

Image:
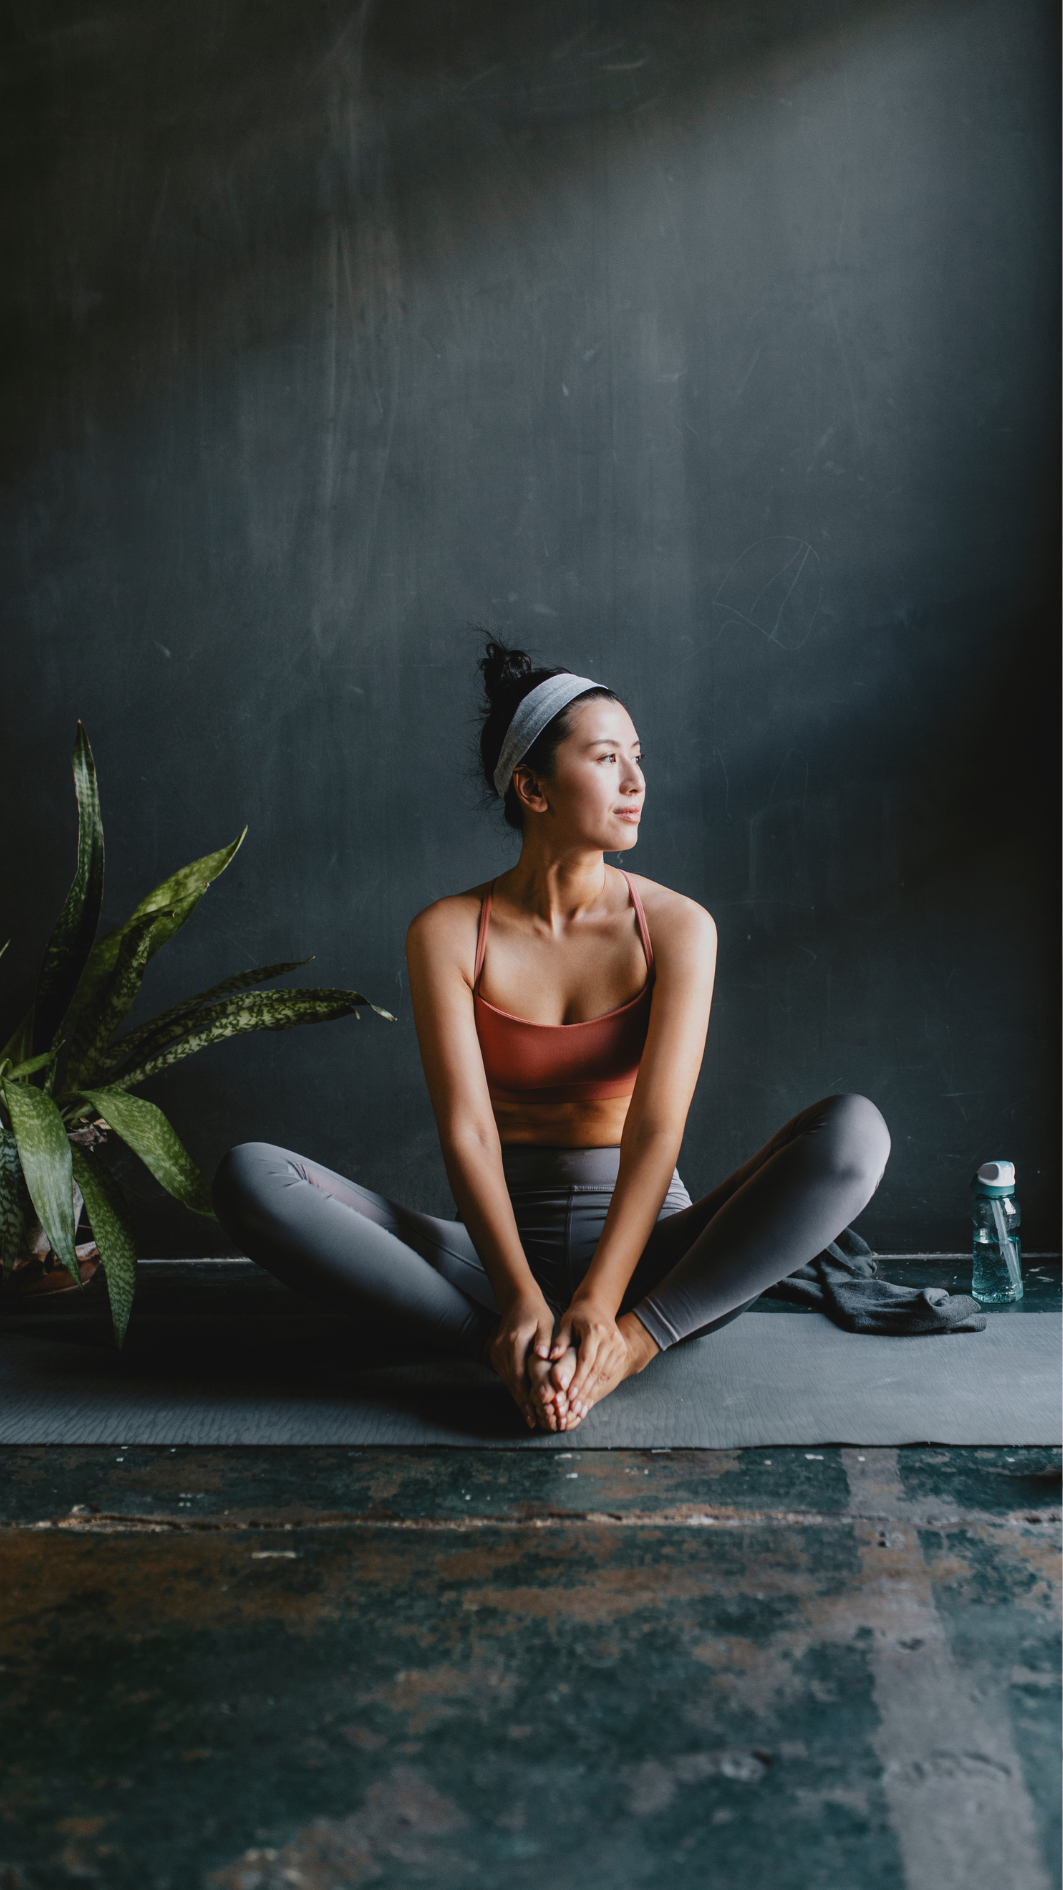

{"left": 502, "top": 839, "right": 610, "bottom": 926}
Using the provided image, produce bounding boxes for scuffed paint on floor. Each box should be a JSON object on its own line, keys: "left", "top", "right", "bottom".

{"left": 0, "top": 1447, "right": 1058, "bottom": 1889}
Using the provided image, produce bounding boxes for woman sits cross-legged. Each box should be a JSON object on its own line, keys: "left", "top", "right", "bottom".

{"left": 214, "top": 641, "right": 890, "bottom": 1432}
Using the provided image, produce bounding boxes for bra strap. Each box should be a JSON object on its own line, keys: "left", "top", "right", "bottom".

{"left": 472, "top": 881, "right": 495, "bottom": 990}
{"left": 620, "top": 872, "right": 655, "bottom": 973}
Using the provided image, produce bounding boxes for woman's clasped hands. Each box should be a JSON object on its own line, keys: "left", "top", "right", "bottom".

{"left": 489, "top": 1291, "right": 658, "bottom": 1433}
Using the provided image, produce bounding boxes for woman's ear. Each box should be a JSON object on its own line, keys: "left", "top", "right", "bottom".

{"left": 513, "top": 766, "right": 549, "bottom": 814}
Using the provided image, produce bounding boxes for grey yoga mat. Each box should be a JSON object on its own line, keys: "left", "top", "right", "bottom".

{"left": 1, "top": 1311, "right": 1058, "bottom": 1448}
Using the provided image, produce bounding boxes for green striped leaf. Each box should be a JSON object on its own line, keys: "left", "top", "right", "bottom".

{"left": 110, "top": 989, "right": 383, "bottom": 1088}
{"left": 63, "top": 831, "right": 246, "bottom": 1037}
{"left": 2, "top": 929, "right": 27, "bottom": 1068}
{"left": 65, "top": 905, "right": 195, "bottom": 1088}
{"left": 1, "top": 1013, "right": 33, "bottom": 1070}
{"left": 2, "top": 1080, "right": 79, "bottom": 1282}
{"left": 75, "top": 1086, "right": 214, "bottom": 1218}
{"left": 126, "top": 831, "right": 246, "bottom": 927}
{"left": 99, "top": 960, "right": 311, "bottom": 1073}
{"left": 30, "top": 724, "right": 106, "bottom": 1056}
{"left": 0, "top": 1126, "right": 24, "bottom": 1276}
{"left": 5, "top": 1047, "right": 60, "bottom": 1082}
{"left": 70, "top": 1146, "right": 137, "bottom": 1348}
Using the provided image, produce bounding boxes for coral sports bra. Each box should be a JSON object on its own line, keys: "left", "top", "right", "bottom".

{"left": 473, "top": 873, "right": 655, "bottom": 1106}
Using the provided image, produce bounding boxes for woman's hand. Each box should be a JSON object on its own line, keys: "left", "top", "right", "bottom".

{"left": 488, "top": 1294, "right": 558, "bottom": 1430}
{"left": 548, "top": 1297, "right": 660, "bottom": 1427}
{"left": 550, "top": 1295, "right": 627, "bottom": 1423}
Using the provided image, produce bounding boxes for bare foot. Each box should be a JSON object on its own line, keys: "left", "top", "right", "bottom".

{"left": 527, "top": 1352, "right": 565, "bottom": 1431}
{"left": 549, "top": 1347, "right": 579, "bottom": 1430}
{"left": 564, "top": 1315, "right": 659, "bottom": 1429}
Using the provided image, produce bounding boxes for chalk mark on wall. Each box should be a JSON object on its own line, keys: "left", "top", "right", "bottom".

{"left": 712, "top": 537, "right": 822, "bottom": 650}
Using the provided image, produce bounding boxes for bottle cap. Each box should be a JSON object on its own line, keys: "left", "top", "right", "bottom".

{"left": 973, "top": 1160, "right": 1016, "bottom": 1197}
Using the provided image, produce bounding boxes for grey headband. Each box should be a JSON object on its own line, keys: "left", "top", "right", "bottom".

{"left": 492, "top": 673, "right": 601, "bottom": 798}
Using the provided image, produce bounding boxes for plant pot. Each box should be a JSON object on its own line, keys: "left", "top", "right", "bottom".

{"left": 3, "top": 1181, "right": 101, "bottom": 1298}
{"left": 6, "top": 1242, "right": 101, "bottom": 1297}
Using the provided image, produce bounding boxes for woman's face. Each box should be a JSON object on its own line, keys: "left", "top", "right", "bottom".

{"left": 514, "top": 698, "right": 645, "bottom": 850}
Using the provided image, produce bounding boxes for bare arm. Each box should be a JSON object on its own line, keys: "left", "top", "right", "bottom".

{"left": 552, "top": 892, "right": 717, "bottom": 1400}
{"left": 405, "top": 898, "right": 555, "bottom": 1427}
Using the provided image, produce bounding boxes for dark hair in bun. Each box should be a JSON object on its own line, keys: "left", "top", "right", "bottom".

{"left": 478, "top": 638, "right": 619, "bottom": 830}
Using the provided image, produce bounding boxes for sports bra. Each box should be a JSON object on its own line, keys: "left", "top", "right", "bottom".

{"left": 473, "top": 872, "right": 655, "bottom": 1106}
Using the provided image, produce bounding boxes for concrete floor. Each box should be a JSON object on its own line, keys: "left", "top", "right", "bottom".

{"left": 1, "top": 1440, "right": 1059, "bottom": 1890}
{"left": 2, "top": 1257, "right": 1059, "bottom": 1886}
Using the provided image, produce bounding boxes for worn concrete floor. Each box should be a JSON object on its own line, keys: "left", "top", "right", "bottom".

{"left": 2, "top": 1259, "right": 1060, "bottom": 1887}
{"left": 1, "top": 1439, "right": 1059, "bottom": 1890}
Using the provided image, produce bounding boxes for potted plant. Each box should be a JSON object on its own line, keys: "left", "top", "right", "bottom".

{"left": 0, "top": 724, "right": 392, "bottom": 1345}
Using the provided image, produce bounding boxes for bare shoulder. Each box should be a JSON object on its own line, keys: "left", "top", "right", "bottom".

{"left": 406, "top": 884, "right": 490, "bottom": 974}
{"left": 624, "top": 872, "right": 716, "bottom": 954}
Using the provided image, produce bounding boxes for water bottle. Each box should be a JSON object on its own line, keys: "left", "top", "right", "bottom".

{"left": 971, "top": 1161, "right": 1022, "bottom": 1304}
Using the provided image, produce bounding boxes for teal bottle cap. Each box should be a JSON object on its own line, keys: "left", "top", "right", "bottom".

{"left": 973, "top": 1160, "right": 1016, "bottom": 1197}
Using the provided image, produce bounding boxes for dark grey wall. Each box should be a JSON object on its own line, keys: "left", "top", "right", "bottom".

{"left": 3, "top": 0, "right": 1059, "bottom": 1255}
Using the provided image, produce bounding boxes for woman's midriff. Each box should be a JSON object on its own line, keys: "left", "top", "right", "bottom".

{"left": 493, "top": 1096, "right": 632, "bottom": 1147}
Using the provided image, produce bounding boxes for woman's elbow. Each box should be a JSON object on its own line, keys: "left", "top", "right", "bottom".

{"left": 439, "top": 1118, "right": 500, "bottom": 1165}
{"left": 623, "top": 1109, "right": 688, "bottom": 1152}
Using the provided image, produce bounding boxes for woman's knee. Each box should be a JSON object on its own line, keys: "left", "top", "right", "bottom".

{"left": 817, "top": 1094, "right": 891, "bottom": 1190}
{"left": 212, "top": 1141, "right": 285, "bottom": 1226}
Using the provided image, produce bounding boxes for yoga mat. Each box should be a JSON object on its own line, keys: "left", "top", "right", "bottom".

{"left": 1, "top": 1311, "right": 1058, "bottom": 1447}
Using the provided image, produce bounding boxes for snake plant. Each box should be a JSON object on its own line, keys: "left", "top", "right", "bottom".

{"left": 0, "top": 724, "right": 392, "bottom": 1345}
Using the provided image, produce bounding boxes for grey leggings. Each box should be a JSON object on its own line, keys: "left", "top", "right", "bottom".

{"left": 213, "top": 1093, "right": 890, "bottom": 1360}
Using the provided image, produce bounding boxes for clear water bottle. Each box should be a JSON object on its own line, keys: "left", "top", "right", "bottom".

{"left": 971, "top": 1161, "right": 1022, "bottom": 1304}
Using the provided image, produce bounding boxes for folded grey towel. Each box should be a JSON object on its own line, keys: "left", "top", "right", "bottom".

{"left": 764, "top": 1227, "right": 987, "bottom": 1334}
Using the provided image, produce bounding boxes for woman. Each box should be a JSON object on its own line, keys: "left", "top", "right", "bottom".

{"left": 214, "top": 644, "right": 890, "bottom": 1432}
